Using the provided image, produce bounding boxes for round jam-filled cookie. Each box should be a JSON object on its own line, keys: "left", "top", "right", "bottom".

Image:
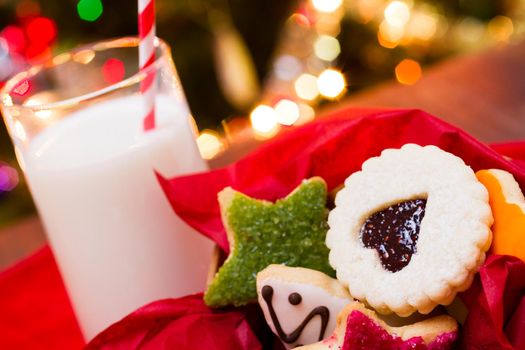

{"left": 295, "top": 301, "right": 458, "bottom": 350}
{"left": 257, "top": 265, "right": 352, "bottom": 349}
{"left": 476, "top": 169, "right": 525, "bottom": 263}
{"left": 327, "top": 144, "right": 493, "bottom": 316}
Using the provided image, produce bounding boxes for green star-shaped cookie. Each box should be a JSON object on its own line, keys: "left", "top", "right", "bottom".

{"left": 204, "top": 177, "right": 335, "bottom": 308}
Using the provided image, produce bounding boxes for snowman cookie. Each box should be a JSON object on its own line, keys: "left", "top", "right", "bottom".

{"left": 256, "top": 265, "right": 352, "bottom": 349}
{"left": 327, "top": 144, "right": 493, "bottom": 316}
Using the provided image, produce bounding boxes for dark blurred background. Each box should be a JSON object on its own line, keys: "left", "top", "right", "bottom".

{"left": 0, "top": 0, "right": 524, "bottom": 227}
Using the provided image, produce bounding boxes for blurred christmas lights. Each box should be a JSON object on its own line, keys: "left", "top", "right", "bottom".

{"left": 26, "top": 17, "right": 57, "bottom": 45}
{"left": 294, "top": 73, "right": 319, "bottom": 101}
{"left": 275, "top": 99, "right": 300, "bottom": 126}
{"left": 312, "top": 0, "right": 343, "bottom": 13}
{"left": 102, "top": 58, "right": 125, "bottom": 84}
{"left": 314, "top": 35, "right": 341, "bottom": 61}
{"left": 77, "top": 0, "right": 104, "bottom": 22}
{"left": 250, "top": 105, "right": 279, "bottom": 137}
{"left": 395, "top": 59, "right": 421, "bottom": 85}
{"left": 384, "top": 1, "right": 410, "bottom": 28}
{"left": 197, "top": 130, "right": 224, "bottom": 160}
{"left": 317, "top": 69, "right": 346, "bottom": 98}
{"left": 0, "top": 163, "right": 19, "bottom": 194}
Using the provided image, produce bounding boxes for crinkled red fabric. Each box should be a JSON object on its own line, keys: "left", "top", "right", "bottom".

{"left": 1, "top": 108, "right": 525, "bottom": 349}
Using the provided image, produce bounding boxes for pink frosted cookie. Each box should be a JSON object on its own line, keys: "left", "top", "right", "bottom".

{"left": 296, "top": 301, "right": 458, "bottom": 350}
{"left": 256, "top": 265, "right": 352, "bottom": 349}
{"left": 327, "top": 144, "right": 493, "bottom": 316}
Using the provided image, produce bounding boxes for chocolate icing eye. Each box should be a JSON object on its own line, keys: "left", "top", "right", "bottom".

{"left": 288, "top": 292, "right": 302, "bottom": 305}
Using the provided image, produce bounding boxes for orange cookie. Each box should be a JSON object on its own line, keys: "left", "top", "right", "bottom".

{"left": 476, "top": 169, "right": 525, "bottom": 263}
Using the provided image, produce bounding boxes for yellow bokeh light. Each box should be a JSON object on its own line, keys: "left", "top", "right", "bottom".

{"left": 384, "top": 1, "right": 411, "bottom": 27}
{"left": 488, "top": 16, "right": 514, "bottom": 42}
{"left": 312, "top": 0, "right": 343, "bottom": 13}
{"left": 395, "top": 59, "right": 422, "bottom": 85}
{"left": 275, "top": 99, "right": 300, "bottom": 126}
{"left": 378, "top": 21, "right": 404, "bottom": 48}
{"left": 197, "top": 130, "right": 224, "bottom": 160}
{"left": 356, "top": 0, "right": 383, "bottom": 23}
{"left": 294, "top": 74, "right": 319, "bottom": 101}
{"left": 317, "top": 69, "right": 346, "bottom": 99}
{"left": 406, "top": 11, "right": 438, "bottom": 41}
{"left": 250, "top": 105, "right": 279, "bottom": 134}
{"left": 314, "top": 35, "right": 341, "bottom": 61}
{"left": 297, "top": 103, "right": 316, "bottom": 125}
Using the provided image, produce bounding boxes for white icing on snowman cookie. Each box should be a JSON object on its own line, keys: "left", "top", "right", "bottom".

{"left": 256, "top": 264, "right": 352, "bottom": 349}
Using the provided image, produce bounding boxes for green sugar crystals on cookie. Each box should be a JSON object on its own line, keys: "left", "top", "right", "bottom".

{"left": 204, "top": 177, "right": 335, "bottom": 308}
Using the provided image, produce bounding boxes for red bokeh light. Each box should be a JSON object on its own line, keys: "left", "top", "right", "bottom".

{"left": 102, "top": 58, "right": 125, "bottom": 84}
{"left": 24, "top": 43, "right": 51, "bottom": 60}
{"left": 26, "top": 17, "right": 57, "bottom": 45}
{"left": 1, "top": 25, "right": 26, "bottom": 53}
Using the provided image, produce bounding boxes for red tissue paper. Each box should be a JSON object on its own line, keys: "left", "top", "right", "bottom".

{"left": 86, "top": 294, "right": 282, "bottom": 350}
{"left": 460, "top": 255, "right": 525, "bottom": 350}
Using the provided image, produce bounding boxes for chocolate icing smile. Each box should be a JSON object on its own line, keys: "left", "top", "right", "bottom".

{"left": 261, "top": 285, "right": 329, "bottom": 344}
{"left": 360, "top": 198, "right": 427, "bottom": 272}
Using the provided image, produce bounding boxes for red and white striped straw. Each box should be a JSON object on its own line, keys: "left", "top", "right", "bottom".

{"left": 138, "top": 0, "right": 156, "bottom": 131}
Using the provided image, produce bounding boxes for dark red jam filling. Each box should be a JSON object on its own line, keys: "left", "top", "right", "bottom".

{"left": 360, "top": 199, "right": 427, "bottom": 272}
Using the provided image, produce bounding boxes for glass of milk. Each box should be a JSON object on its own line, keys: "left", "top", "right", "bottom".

{"left": 0, "top": 37, "right": 214, "bottom": 340}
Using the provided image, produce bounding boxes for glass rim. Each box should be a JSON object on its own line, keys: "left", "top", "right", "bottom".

{"left": 0, "top": 36, "right": 171, "bottom": 112}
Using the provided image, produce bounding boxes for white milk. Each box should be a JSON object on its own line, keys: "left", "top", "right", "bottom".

{"left": 23, "top": 94, "right": 214, "bottom": 340}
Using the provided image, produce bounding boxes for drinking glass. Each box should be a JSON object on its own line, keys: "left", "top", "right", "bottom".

{"left": 0, "top": 37, "right": 214, "bottom": 340}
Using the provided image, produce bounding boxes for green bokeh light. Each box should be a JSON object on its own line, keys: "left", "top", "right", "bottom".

{"left": 77, "top": 0, "right": 103, "bottom": 22}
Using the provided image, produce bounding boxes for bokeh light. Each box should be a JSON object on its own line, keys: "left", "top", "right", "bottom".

{"left": 384, "top": 1, "right": 411, "bottom": 28}
{"left": 16, "top": 0, "right": 41, "bottom": 18}
{"left": 317, "top": 69, "right": 346, "bottom": 99}
{"left": 488, "top": 16, "right": 514, "bottom": 42}
{"left": 197, "top": 130, "right": 224, "bottom": 160}
{"left": 275, "top": 99, "right": 300, "bottom": 126}
{"left": 0, "top": 163, "right": 19, "bottom": 193}
{"left": 274, "top": 55, "right": 302, "bottom": 81}
{"left": 102, "top": 58, "right": 125, "bottom": 84}
{"left": 77, "top": 0, "right": 104, "bottom": 22}
{"left": 312, "top": 0, "right": 343, "bottom": 13}
{"left": 297, "top": 103, "right": 316, "bottom": 125}
{"left": 395, "top": 59, "right": 422, "bottom": 85}
{"left": 406, "top": 10, "right": 438, "bottom": 41}
{"left": 250, "top": 105, "right": 278, "bottom": 134}
{"left": 26, "top": 17, "right": 57, "bottom": 45}
{"left": 294, "top": 73, "right": 319, "bottom": 101}
{"left": 314, "top": 35, "right": 341, "bottom": 61}
{"left": 1, "top": 26, "right": 26, "bottom": 53}
{"left": 378, "top": 21, "right": 404, "bottom": 48}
